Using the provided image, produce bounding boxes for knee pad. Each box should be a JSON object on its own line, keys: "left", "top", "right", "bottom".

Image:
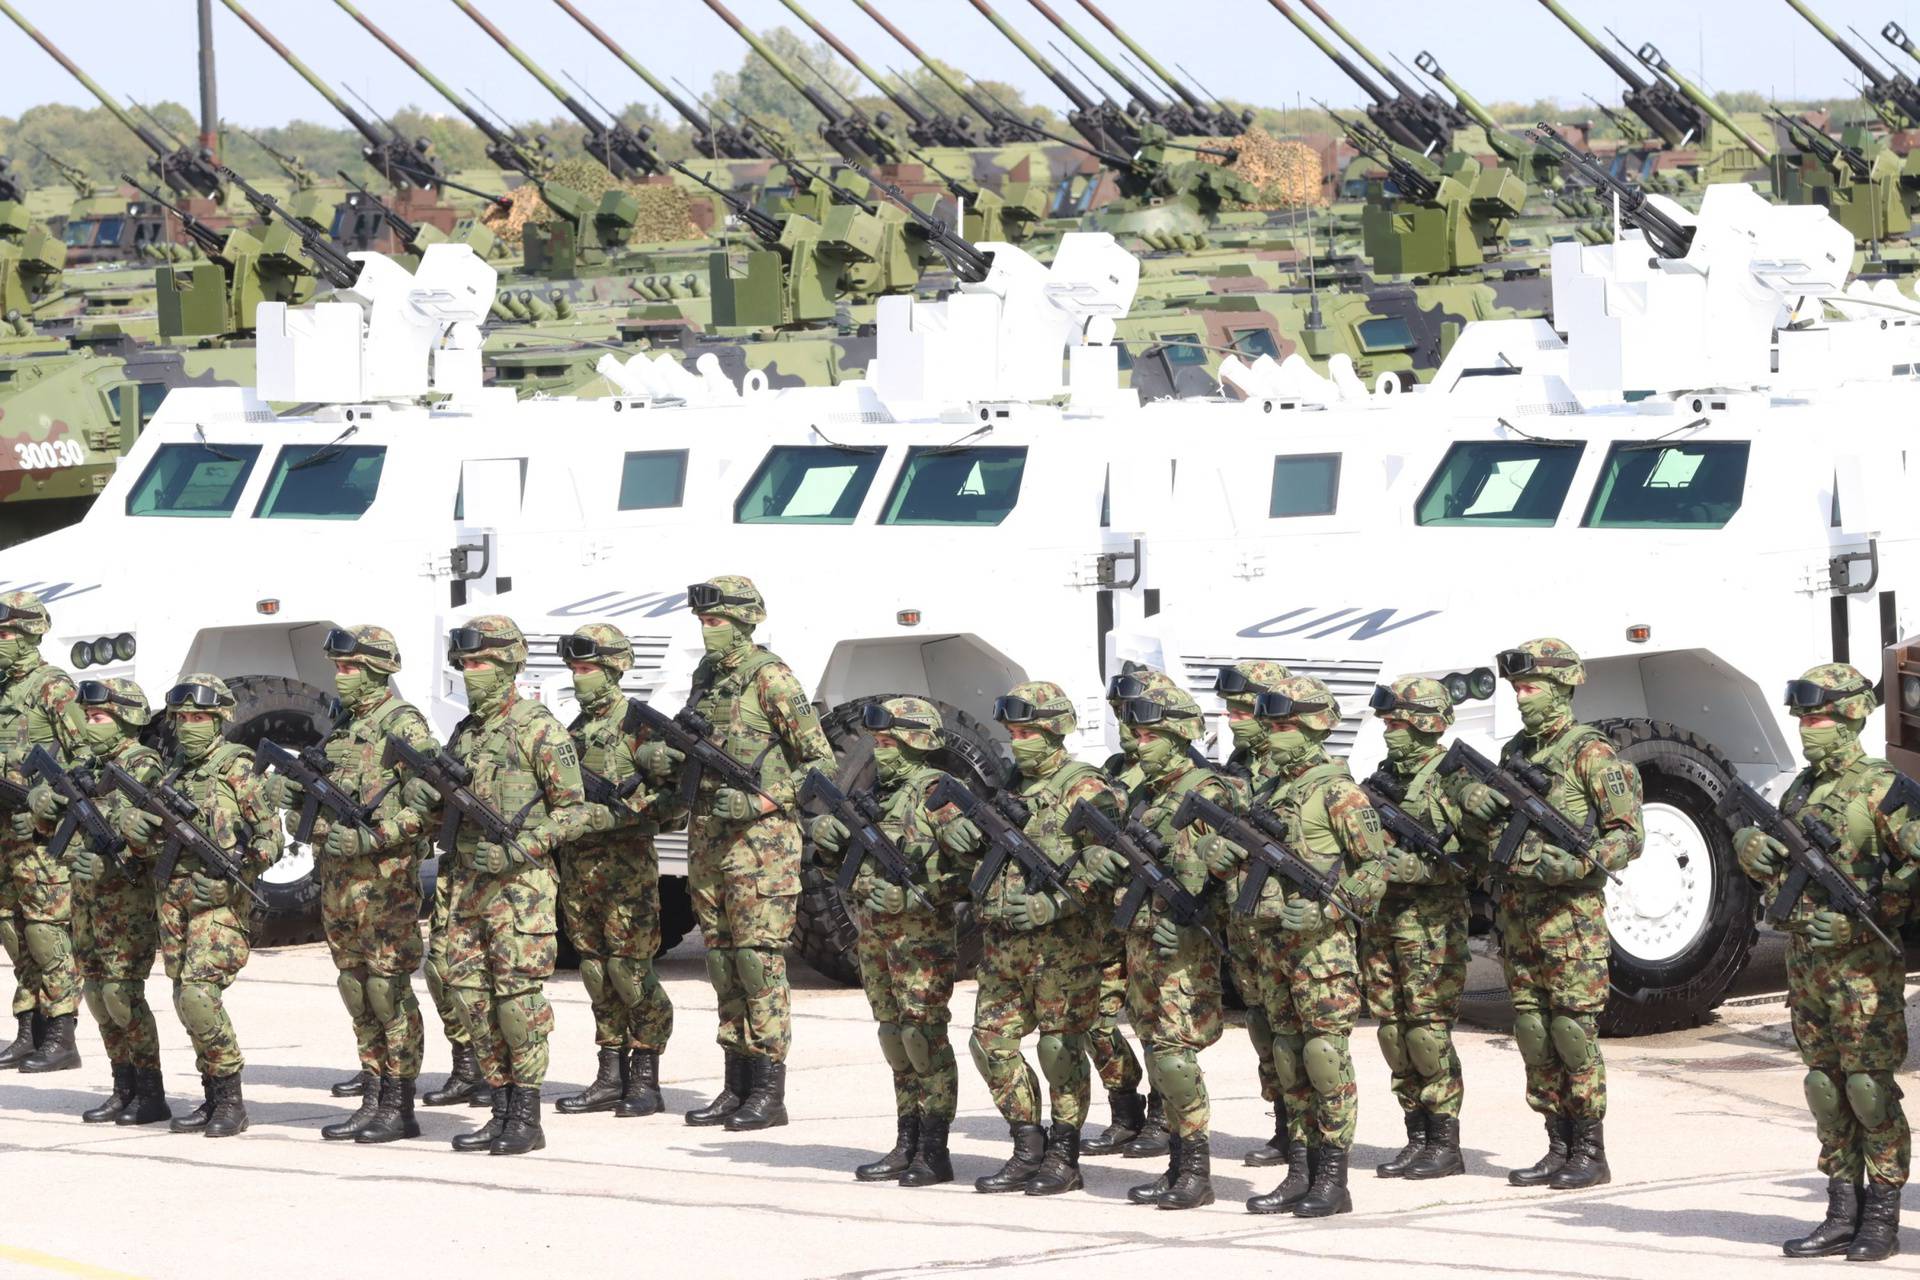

{"left": 734, "top": 948, "right": 779, "bottom": 999}
{"left": 175, "top": 982, "right": 225, "bottom": 1038}
{"left": 704, "top": 948, "right": 738, "bottom": 996}
{"left": 1513, "top": 1012, "right": 1552, "bottom": 1067}
{"left": 1036, "top": 1033, "right": 1085, "bottom": 1090}
{"left": 899, "top": 1021, "right": 938, "bottom": 1074}
{"left": 1148, "top": 1049, "right": 1202, "bottom": 1108}
{"left": 970, "top": 1029, "right": 1020, "bottom": 1078}
{"left": 496, "top": 991, "right": 549, "bottom": 1050}
{"left": 1804, "top": 1070, "right": 1845, "bottom": 1126}
{"left": 23, "top": 922, "right": 70, "bottom": 969}
{"left": 1406, "top": 1024, "right": 1453, "bottom": 1081}
{"left": 1375, "top": 1021, "right": 1408, "bottom": 1074}
{"left": 578, "top": 957, "right": 607, "bottom": 1006}
{"left": 1846, "top": 1072, "right": 1900, "bottom": 1129}
{"left": 1303, "top": 1036, "right": 1354, "bottom": 1097}
{"left": 335, "top": 969, "right": 370, "bottom": 1021}
{"left": 366, "top": 974, "right": 414, "bottom": 1024}
{"left": 606, "top": 956, "right": 650, "bottom": 1007}
{"left": 876, "top": 1021, "right": 912, "bottom": 1074}
{"left": 1270, "top": 1032, "right": 1305, "bottom": 1091}
{"left": 100, "top": 979, "right": 142, "bottom": 1029}
{"left": 1549, "top": 1015, "right": 1593, "bottom": 1071}
{"left": 0, "top": 917, "right": 18, "bottom": 958}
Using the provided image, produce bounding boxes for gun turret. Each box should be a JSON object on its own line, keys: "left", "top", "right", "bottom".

{"left": 1534, "top": 0, "right": 1699, "bottom": 148}
{"left": 851, "top": 1, "right": 1031, "bottom": 145}
{"left": 28, "top": 141, "right": 94, "bottom": 200}
{"left": 336, "top": 170, "right": 421, "bottom": 254}
{"left": 665, "top": 159, "right": 782, "bottom": 246}
{"left": 1528, "top": 124, "right": 1695, "bottom": 258}
{"left": 698, "top": 0, "right": 896, "bottom": 165}
{"left": 1785, "top": 0, "right": 1920, "bottom": 128}
{"left": 1769, "top": 107, "right": 1871, "bottom": 182}
{"left": 121, "top": 173, "right": 230, "bottom": 263}
{"left": 1633, "top": 43, "right": 1770, "bottom": 161}
{"left": 1072, "top": 0, "right": 1247, "bottom": 135}
{"left": 967, "top": 0, "right": 1141, "bottom": 155}
{"left": 1332, "top": 111, "right": 1440, "bottom": 203}
{"left": 774, "top": 0, "right": 979, "bottom": 148}
{"left": 848, "top": 163, "right": 995, "bottom": 282}
{"left": 220, "top": 164, "right": 362, "bottom": 290}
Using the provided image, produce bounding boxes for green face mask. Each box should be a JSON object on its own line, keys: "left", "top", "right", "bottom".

{"left": 1264, "top": 726, "right": 1318, "bottom": 768}
{"left": 1799, "top": 721, "right": 1858, "bottom": 768}
{"left": 1516, "top": 687, "right": 1567, "bottom": 735}
{"left": 463, "top": 664, "right": 514, "bottom": 717}
{"left": 174, "top": 720, "right": 221, "bottom": 761}
{"left": 572, "top": 668, "right": 615, "bottom": 707}
{"left": 1229, "top": 717, "right": 1266, "bottom": 751}
{"left": 702, "top": 621, "right": 746, "bottom": 656}
{"left": 873, "top": 744, "right": 911, "bottom": 783}
{"left": 1382, "top": 727, "right": 1433, "bottom": 768}
{"left": 1133, "top": 732, "right": 1179, "bottom": 777}
{"left": 336, "top": 669, "right": 382, "bottom": 709}
{"left": 82, "top": 720, "right": 124, "bottom": 757}
{"left": 0, "top": 635, "right": 34, "bottom": 671}
{"left": 1010, "top": 734, "right": 1060, "bottom": 776}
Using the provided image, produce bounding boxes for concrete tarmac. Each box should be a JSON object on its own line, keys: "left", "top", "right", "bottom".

{"left": 0, "top": 935, "right": 1914, "bottom": 1280}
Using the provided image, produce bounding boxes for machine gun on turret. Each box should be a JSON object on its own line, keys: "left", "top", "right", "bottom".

{"left": 1769, "top": 108, "right": 1870, "bottom": 182}
{"left": 849, "top": 164, "right": 996, "bottom": 283}
{"left": 699, "top": 0, "right": 899, "bottom": 165}
{"left": 1528, "top": 125, "right": 1695, "bottom": 259}
{"left": 122, "top": 174, "right": 230, "bottom": 265}
{"left": 231, "top": 126, "right": 317, "bottom": 191}
{"left": 665, "top": 159, "right": 782, "bottom": 246}
{"left": 27, "top": 142, "right": 95, "bottom": 200}
{"left": 1330, "top": 110, "right": 1440, "bottom": 203}
{"left": 221, "top": 165, "right": 362, "bottom": 290}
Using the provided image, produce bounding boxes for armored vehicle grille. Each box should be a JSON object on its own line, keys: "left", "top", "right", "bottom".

{"left": 523, "top": 632, "right": 673, "bottom": 701}
{"left": 1178, "top": 654, "right": 1383, "bottom": 757}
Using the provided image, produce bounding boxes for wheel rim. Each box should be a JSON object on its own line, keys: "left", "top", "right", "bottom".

{"left": 1605, "top": 800, "right": 1714, "bottom": 965}
{"left": 261, "top": 821, "right": 314, "bottom": 887}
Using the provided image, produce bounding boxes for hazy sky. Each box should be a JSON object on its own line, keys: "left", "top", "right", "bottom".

{"left": 4, "top": 1, "right": 1919, "bottom": 129}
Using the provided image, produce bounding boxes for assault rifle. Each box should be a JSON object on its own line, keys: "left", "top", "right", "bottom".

{"left": 24, "top": 746, "right": 128, "bottom": 872}
{"left": 1437, "top": 740, "right": 1622, "bottom": 885}
{"left": 620, "top": 699, "right": 780, "bottom": 814}
{"left": 1171, "top": 790, "right": 1362, "bottom": 921}
{"left": 95, "top": 763, "right": 268, "bottom": 909}
{"left": 1063, "top": 798, "right": 1222, "bottom": 949}
{"left": 0, "top": 769, "right": 34, "bottom": 814}
{"left": 1360, "top": 770, "right": 1469, "bottom": 876}
{"left": 1718, "top": 776, "right": 1898, "bottom": 952}
{"left": 924, "top": 774, "right": 1082, "bottom": 906}
{"left": 799, "top": 768, "right": 934, "bottom": 911}
{"left": 253, "top": 738, "right": 376, "bottom": 845}
{"left": 380, "top": 734, "right": 530, "bottom": 863}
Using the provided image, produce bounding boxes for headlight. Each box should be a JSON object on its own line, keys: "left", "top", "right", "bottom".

{"left": 1443, "top": 673, "right": 1471, "bottom": 704}
{"left": 1902, "top": 674, "right": 1920, "bottom": 712}
{"left": 90, "top": 637, "right": 114, "bottom": 666}
{"left": 112, "top": 633, "right": 136, "bottom": 661}
{"left": 70, "top": 641, "right": 91, "bottom": 669}
{"left": 1469, "top": 667, "right": 1497, "bottom": 700}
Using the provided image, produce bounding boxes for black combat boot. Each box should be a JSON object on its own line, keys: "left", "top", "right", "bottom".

{"left": 204, "top": 1072, "right": 248, "bottom": 1138}
{"left": 321, "top": 1075, "right": 383, "bottom": 1140}
{"left": 1509, "top": 1116, "right": 1573, "bottom": 1186}
{"left": 21, "top": 1013, "right": 79, "bottom": 1073}
{"left": 1406, "top": 1113, "right": 1465, "bottom": 1180}
{"left": 556, "top": 1047, "right": 625, "bottom": 1115}
{"left": 976, "top": 1123, "right": 1048, "bottom": 1193}
{"left": 725, "top": 1058, "right": 788, "bottom": 1131}
{"left": 901, "top": 1115, "right": 953, "bottom": 1187}
{"left": 1783, "top": 1176, "right": 1860, "bottom": 1258}
{"left": 855, "top": 1111, "right": 918, "bottom": 1181}
{"left": 1159, "top": 1133, "right": 1214, "bottom": 1210}
{"left": 1027, "top": 1122, "right": 1083, "bottom": 1196}
{"left": 1245, "top": 1105, "right": 1290, "bottom": 1168}
{"left": 1082, "top": 1089, "right": 1146, "bottom": 1156}
{"left": 616, "top": 1049, "right": 663, "bottom": 1118}
{"left": 1295, "top": 1146, "right": 1352, "bottom": 1217}
{"left": 0, "top": 1011, "right": 34, "bottom": 1070}
{"left": 1550, "top": 1118, "right": 1609, "bottom": 1189}
{"left": 83, "top": 1063, "right": 135, "bottom": 1123}
{"left": 118, "top": 1067, "right": 172, "bottom": 1126}
{"left": 331, "top": 1068, "right": 372, "bottom": 1098}
{"left": 490, "top": 1085, "right": 546, "bottom": 1155}
{"left": 452, "top": 1085, "right": 510, "bottom": 1151}
{"left": 1122, "top": 1090, "right": 1169, "bottom": 1158}
{"left": 422, "top": 1047, "right": 483, "bottom": 1107}
{"left": 170, "top": 1075, "right": 214, "bottom": 1134}
{"left": 685, "top": 1052, "right": 751, "bottom": 1127}
{"left": 355, "top": 1076, "right": 421, "bottom": 1144}
{"left": 1127, "top": 1132, "right": 1182, "bottom": 1205}
{"left": 1847, "top": 1182, "right": 1902, "bottom": 1263}
{"left": 1247, "top": 1142, "right": 1315, "bottom": 1213}
{"left": 1377, "top": 1109, "right": 1427, "bottom": 1178}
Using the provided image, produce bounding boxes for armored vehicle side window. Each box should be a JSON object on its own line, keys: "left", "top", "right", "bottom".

{"left": 734, "top": 445, "right": 881, "bottom": 524}
{"left": 253, "top": 444, "right": 388, "bottom": 520}
{"left": 1356, "top": 317, "right": 1415, "bottom": 354}
{"left": 1415, "top": 441, "right": 1586, "bottom": 527}
{"left": 880, "top": 446, "right": 1028, "bottom": 526}
{"left": 1270, "top": 454, "right": 1341, "bottom": 518}
{"left": 1229, "top": 328, "right": 1281, "bottom": 360}
{"left": 1582, "top": 441, "right": 1750, "bottom": 529}
{"left": 126, "top": 442, "right": 262, "bottom": 517}
{"left": 619, "top": 449, "right": 689, "bottom": 510}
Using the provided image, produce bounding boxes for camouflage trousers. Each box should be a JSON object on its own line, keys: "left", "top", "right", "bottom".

{"left": 1257, "top": 923, "right": 1362, "bottom": 1150}
{"left": 0, "top": 845, "right": 28, "bottom": 1018}
{"left": 1496, "top": 886, "right": 1609, "bottom": 1122}
{"left": 851, "top": 897, "right": 958, "bottom": 1123}
{"left": 689, "top": 811, "right": 799, "bottom": 1063}
{"left": 1124, "top": 925, "right": 1223, "bottom": 1141}
{"left": 1787, "top": 933, "right": 1911, "bottom": 1188}
{"left": 971, "top": 918, "right": 1098, "bottom": 1127}
{"left": 425, "top": 870, "right": 469, "bottom": 1049}
{"left": 3, "top": 839, "right": 77, "bottom": 1018}
{"left": 444, "top": 861, "right": 558, "bottom": 1089}
{"left": 1361, "top": 887, "right": 1468, "bottom": 1118}
{"left": 1088, "top": 922, "right": 1143, "bottom": 1096}
{"left": 74, "top": 868, "right": 161, "bottom": 1069}
{"left": 558, "top": 840, "right": 673, "bottom": 1053}
{"left": 1229, "top": 919, "right": 1279, "bottom": 1105}
{"left": 157, "top": 873, "right": 251, "bottom": 1077}
{"left": 321, "top": 850, "right": 426, "bottom": 1080}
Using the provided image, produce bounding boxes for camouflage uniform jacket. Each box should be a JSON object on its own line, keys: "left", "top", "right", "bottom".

{"left": 567, "top": 692, "right": 683, "bottom": 852}
{"left": 313, "top": 691, "right": 437, "bottom": 858}
{"left": 686, "top": 644, "right": 833, "bottom": 816}
{"left": 1479, "top": 717, "right": 1644, "bottom": 890}
{"left": 1771, "top": 746, "right": 1911, "bottom": 935}
{"left": 1244, "top": 753, "right": 1388, "bottom": 926}
{"left": 1368, "top": 747, "right": 1469, "bottom": 901}
{"left": 445, "top": 692, "right": 588, "bottom": 863}
{"left": 0, "top": 656, "right": 83, "bottom": 782}
{"left": 1131, "top": 757, "right": 1240, "bottom": 932}
{"left": 158, "top": 741, "right": 278, "bottom": 877}
{"left": 840, "top": 764, "right": 968, "bottom": 911}
{"left": 967, "top": 759, "right": 1121, "bottom": 921}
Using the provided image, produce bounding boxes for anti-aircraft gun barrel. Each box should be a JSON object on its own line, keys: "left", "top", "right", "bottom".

{"left": 1022, "top": 0, "right": 1169, "bottom": 118}
{"left": 698, "top": 0, "right": 896, "bottom": 165}
{"left": 967, "top": 0, "right": 1099, "bottom": 117}
{"left": 967, "top": 0, "right": 1140, "bottom": 155}
{"left": 1073, "top": 0, "right": 1243, "bottom": 133}
{"left": 1634, "top": 42, "right": 1771, "bottom": 161}
{"left": 1782, "top": 0, "right": 1920, "bottom": 127}
{"left": 1528, "top": 123, "right": 1694, "bottom": 259}
{"left": 1885, "top": 20, "right": 1920, "bottom": 68}
{"left": 777, "top": 0, "right": 930, "bottom": 130}
{"left": 664, "top": 158, "right": 781, "bottom": 246}
{"left": 847, "top": 164, "right": 995, "bottom": 284}
{"left": 1300, "top": 0, "right": 1462, "bottom": 129}
{"left": 220, "top": 164, "right": 362, "bottom": 290}
{"left": 120, "top": 173, "right": 230, "bottom": 264}
{"left": 0, "top": 0, "right": 225, "bottom": 199}
{"left": 850, "top": 2, "right": 1002, "bottom": 134}
{"left": 1261, "top": 0, "right": 1436, "bottom": 151}
{"left": 1411, "top": 51, "right": 1501, "bottom": 135}
{"left": 1533, "top": 0, "right": 1696, "bottom": 148}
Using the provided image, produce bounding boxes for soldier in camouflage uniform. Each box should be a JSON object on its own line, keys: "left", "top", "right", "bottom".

{"left": 416, "top": 617, "right": 589, "bottom": 1156}
{"left": 0, "top": 589, "right": 85, "bottom": 1074}
{"left": 116, "top": 674, "right": 278, "bottom": 1138}
{"left": 1734, "top": 665, "right": 1911, "bottom": 1262}
{"left": 808, "top": 697, "right": 964, "bottom": 1187}
{"left": 422, "top": 848, "right": 489, "bottom": 1111}
{"left": 641, "top": 577, "right": 832, "bottom": 1132}
{"left": 26, "top": 678, "right": 169, "bottom": 1123}
{"left": 1209, "top": 675, "right": 1388, "bottom": 1218}
{"left": 1458, "top": 638, "right": 1642, "bottom": 1191}
{"left": 938, "top": 681, "right": 1119, "bottom": 1196}
{"left": 1086, "top": 683, "right": 1238, "bottom": 1211}
{"left": 552, "top": 624, "right": 676, "bottom": 1121}
{"left": 1360, "top": 677, "right": 1470, "bottom": 1180}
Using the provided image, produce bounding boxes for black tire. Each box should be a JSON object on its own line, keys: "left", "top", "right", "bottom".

{"left": 223, "top": 675, "right": 337, "bottom": 947}
{"left": 1592, "top": 718, "right": 1757, "bottom": 1037}
{"left": 658, "top": 875, "right": 694, "bottom": 956}
{"left": 790, "top": 696, "right": 1004, "bottom": 985}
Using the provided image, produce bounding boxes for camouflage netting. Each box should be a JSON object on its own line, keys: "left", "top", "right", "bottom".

{"left": 1205, "top": 128, "right": 1324, "bottom": 209}
{"left": 482, "top": 157, "right": 702, "bottom": 244}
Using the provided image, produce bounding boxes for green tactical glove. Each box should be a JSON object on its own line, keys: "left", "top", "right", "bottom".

{"left": 401, "top": 778, "right": 441, "bottom": 815}
{"left": 1150, "top": 916, "right": 1188, "bottom": 957}
{"left": 1083, "top": 844, "right": 1128, "bottom": 887}
{"left": 942, "top": 815, "right": 985, "bottom": 856}
{"left": 470, "top": 841, "right": 517, "bottom": 875}
{"left": 711, "top": 787, "right": 755, "bottom": 822}
{"left": 117, "top": 807, "right": 162, "bottom": 847}
{"left": 864, "top": 881, "right": 907, "bottom": 916}
{"left": 8, "top": 810, "right": 34, "bottom": 841}
{"left": 1461, "top": 782, "right": 1510, "bottom": 824}
{"left": 1529, "top": 850, "right": 1583, "bottom": 887}
{"left": 1733, "top": 826, "right": 1786, "bottom": 880}
{"left": 27, "top": 782, "right": 65, "bottom": 824}
{"left": 190, "top": 871, "right": 230, "bottom": 911}
{"left": 635, "top": 741, "right": 685, "bottom": 781}
{"left": 1278, "top": 897, "right": 1325, "bottom": 933}
{"left": 1387, "top": 849, "right": 1429, "bottom": 884}
{"left": 808, "top": 813, "right": 850, "bottom": 856}
{"left": 1896, "top": 817, "right": 1920, "bottom": 866}
{"left": 1197, "top": 832, "right": 1244, "bottom": 878}
{"left": 1807, "top": 910, "right": 1855, "bottom": 951}
{"left": 1009, "top": 887, "right": 1061, "bottom": 931}
{"left": 323, "top": 823, "right": 377, "bottom": 859}
{"left": 69, "top": 847, "right": 104, "bottom": 884}
{"left": 261, "top": 774, "right": 305, "bottom": 812}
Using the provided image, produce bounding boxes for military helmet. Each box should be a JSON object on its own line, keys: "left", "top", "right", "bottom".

{"left": 79, "top": 677, "right": 151, "bottom": 728}
{"left": 1213, "top": 659, "right": 1293, "bottom": 710}
{"left": 447, "top": 615, "right": 527, "bottom": 669}
{"left": 1255, "top": 674, "right": 1343, "bottom": 732}
{"left": 688, "top": 575, "right": 766, "bottom": 626}
{"left": 995, "top": 680, "right": 1076, "bottom": 738}
{"left": 559, "top": 623, "right": 633, "bottom": 675}
{"left": 862, "top": 696, "right": 943, "bottom": 752}
{"left": 1370, "top": 676, "right": 1453, "bottom": 734}
{"left": 1786, "top": 662, "right": 1879, "bottom": 722}
{"left": 0, "top": 589, "right": 50, "bottom": 638}
{"left": 1496, "top": 637, "right": 1586, "bottom": 687}
{"left": 165, "top": 672, "right": 237, "bottom": 722}
{"left": 1116, "top": 683, "right": 1206, "bottom": 744}
{"left": 1106, "top": 661, "right": 1182, "bottom": 707}
{"left": 324, "top": 624, "right": 401, "bottom": 676}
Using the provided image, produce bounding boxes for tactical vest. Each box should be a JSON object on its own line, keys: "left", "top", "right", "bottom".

{"left": 689, "top": 647, "right": 792, "bottom": 797}
{"left": 1136, "top": 761, "right": 1236, "bottom": 899}
{"left": 0, "top": 661, "right": 71, "bottom": 772}
{"left": 572, "top": 694, "right": 635, "bottom": 784}
{"left": 1271, "top": 758, "right": 1359, "bottom": 879}
{"left": 1509, "top": 721, "right": 1606, "bottom": 834}
{"left": 324, "top": 693, "right": 427, "bottom": 810}
{"left": 1780, "top": 756, "right": 1893, "bottom": 913}
{"left": 172, "top": 740, "right": 280, "bottom": 866}
{"left": 451, "top": 698, "right": 557, "bottom": 844}
{"left": 1381, "top": 748, "right": 1461, "bottom": 893}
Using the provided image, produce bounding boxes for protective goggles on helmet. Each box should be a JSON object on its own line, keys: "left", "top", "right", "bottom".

{"left": 1253, "top": 691, "right": 1332, "bottom": 719}
{"left": 557, "top": 634, "right": 626, "bottom": 662}
{"left": 1106, "top": 673, "right": 1148, "bottom": 700}
{"left": 164, "top": 682, "right": 233, "bottom": 710}
{"left": 78, "top": 680, "right": 143, "bottom": 712}
{"left": 1784, "top": 678, "right": 1872, "bottom": 712}
{"left": 1116, "top": 697, "right": 1199, "bottom": 727}
{"left": 1495, "top": 649, "right": 1579, "bottom": 680}
{"left": 0, "top": 602, "right": 43, "bottom": 625}
{"left": 1368, "top": 685, "right": 1440, "bottom": 717}
{"left": 447, "top": 627, "right": 515, "bottom": 658}
{"left": 1213, "top": 668, "right": 1269, "bottom": 698}
{"left": 323, "top": 628, "right": 396, "bottom": 664}
{"left": 861, "top": 703, "right": 932, "bottom": 733}
{"left": 685, "top": 583, "right": 757, "bottom": 612}
{"left": 994, "top": 694, "right": 1068, "bottom": 725}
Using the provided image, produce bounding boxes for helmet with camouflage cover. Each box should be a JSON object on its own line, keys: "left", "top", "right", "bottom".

{"left": 1499, "top": 637, "right": 1585, "bottom": 687}
{"left": 81, "top": 676, "right": 151, "bottom": 728}
{"left": 165, "top": 672, "right": 237, "bottom": 722}
{"left": 1107, "top": 660, "right": 1183, "bottom": 708}
{"left": 1215, "top": 659, "right": 1293, "bottom": 711}
{"left": 1259, "top": 674, "right": 1343, "bottom": 732}
{"left": 688, "top": 575, "right": 766, "bottom": 626}
{"left": 868, "top": 696, "right": 943, "bottom": 753}
{"left": 563, "top": 622, "right": 633, "bottom": 676}
{"left": 997, "top": 680, "right": 1076, "bottom": 739}
{"left": 0, "top": 589, "right": 49, "bottom": 638}
{"left": 326, "top": 624, "right": 402, "bottom": 677}
{"left": 1787, "top": 662, "right": 1878, "bottom": 723}
{"left": 1373, "top": 675, "right": 1452, "bottom": 735}
{"left": 1121, "top": 683, "right": 1207, "bottom": 744}
{"left": 447, "top": 615, "right": 527, "bottom": 670}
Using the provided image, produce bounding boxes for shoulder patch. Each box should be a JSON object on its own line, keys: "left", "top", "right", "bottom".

{"left": 554, "top": 741, "right": 579, "bottom": 769}
{"left": 1357, "top": 806, "right": 1382, "bottom": 834}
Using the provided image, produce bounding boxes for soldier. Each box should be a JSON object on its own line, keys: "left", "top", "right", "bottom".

{"left": 1458, "top": 638, "right": 1642, "bottom": 1191}
{"left": 1359, "top": 678, "right": 1470, "bottom": 1179}
{"left": 1733, "top": 665, "right": 1910, "bottom": 1262}
{"left": 26, "top": 678, "right": 168, "bottom": 1123}
{"left": 938, "top": 681, "right": 1118, "bottom": 1195}
{"left": 641, "top": 577, "right": 833, "bottom": 1132}
{"left": 0, "top": 589, "right": 85, "bottom": 1074}
{"left": 418, "top": 617, "right": 588, "bottom": 1156}
{"left": 1086, "top": 682, "right": 1237, "bottom": 1211}
{"left": 116, "top": 674, "right": 278, "bottom": 1137}
{"left": 265, "top": 627, "right": 437, "bottom": 1144}
{"left": 807, "top": 698, "right": 964, "bottom": 1186}
{"left": 552, "top": 624, "right": 676, "bottom": 1121}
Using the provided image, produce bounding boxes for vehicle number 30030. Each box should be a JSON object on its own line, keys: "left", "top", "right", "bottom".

{"left": 13, "top": 440, "right": 85, "bottom": 470}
